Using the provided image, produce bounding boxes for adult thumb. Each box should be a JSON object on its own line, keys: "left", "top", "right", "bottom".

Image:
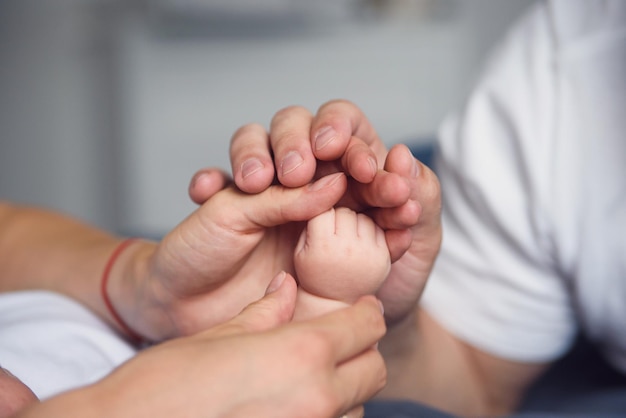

{"left": 225, "top": 271, "right": 298, "bottom": 335}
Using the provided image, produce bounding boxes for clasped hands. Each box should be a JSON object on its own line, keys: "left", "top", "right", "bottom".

{"left": 139, "top": 100, "right": 441, "bottom": 340}
{"left": 95, "top": 100, "right": 441, "bottom": 418}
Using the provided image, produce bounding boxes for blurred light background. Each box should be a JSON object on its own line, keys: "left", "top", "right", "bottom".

{"left": 0, "top": 0, "right": 535, "bottom": 237}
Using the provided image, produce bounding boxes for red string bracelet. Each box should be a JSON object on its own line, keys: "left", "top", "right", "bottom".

{"left": 100, "top": 238, "right": 144, "bottom": 344}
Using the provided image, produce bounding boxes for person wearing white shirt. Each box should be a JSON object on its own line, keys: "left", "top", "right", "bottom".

{"left": 224, "top": 0, "right": 626, "bottom": 416}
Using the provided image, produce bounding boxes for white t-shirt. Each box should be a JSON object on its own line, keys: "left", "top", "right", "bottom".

{"left": 421, "top": 0, "right": 626, "bottom": 369}
{"left": 0, "top": 291, "right": 136, "bottom": 399}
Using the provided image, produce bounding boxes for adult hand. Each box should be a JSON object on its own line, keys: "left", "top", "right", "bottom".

{"left": 18, "top": 273, "right": 386, "bottom": 418}
{"left": 117, "top": 172, "right": 348, "bottom": 341}
{"left": 192, "top": 100, "right": 442, "bottom": 324}
{"left": 0, "top": 367, "right": 38, "bottom": 418}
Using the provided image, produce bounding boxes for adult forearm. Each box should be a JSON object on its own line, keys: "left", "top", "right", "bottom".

{"left": 376, "top": 308, "right": 544, "bottom": 417}
{"left": 14, "top": 386, "right": 99, "bottom": 418}
{"left": 0, "top": 201, "right": 156, "bottom": 335}
{"left": 0, "top": 201, "right": 115, "bottom": 292}
{"left": 376, "top": 308, "right": 492, "bottom": 415}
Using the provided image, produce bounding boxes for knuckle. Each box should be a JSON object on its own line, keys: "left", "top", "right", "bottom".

{"left": 309, "top": 386, "right": 341, "bottom": 417}
{"left": 271, "top": 105, "right": 309, "bottom": 127}
{"left": 307, "top": 329, "right": 332, "bottom": 353}
{"left": 362, "top": 301, "right": 386, "bottom": 336}
{"left": 318, "top": 98, "right": 354, "bottom": 112}
{"left": 273, "top": 130, "right": 306, "bottom": 150}
{"left": 295, "top": 329, "right": 333, "bottom": 363}
{"left": 230, "top": 123, "right": 264, "bottom": 144}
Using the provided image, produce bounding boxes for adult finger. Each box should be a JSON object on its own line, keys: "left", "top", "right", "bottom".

{"left": 384, "top": 228, "right": 413, "bottom": 263}
{"left": 229, "top": 123, "right": 276, "bottom": 193}
{"left": 161, "top": 172, "right": 348, "bottom": 301}
{"left": 305, "top": 295, "right": 386, "bottom": 363}
{"left": 345, "top": 171, "right": 412, "bottom": 212}
{"left": 333, "top": 348, "right": 387, "bottom": 413}
{"left": 365, "top": 144, "right": 430, "bottom": 262}
{"left": 311, "top": 100, "right": 387, "bottom": 178}
{"left": 343, "top": 405, "right": 365, "bottom": 418}
{"left": 269, "top": 106, "right": 318, "bottom": 188}
{"left": 245, "top": 173, "right": 348, "bottom": 228}
{"left": 179, "top": 173, "right": 347, "bottom": 256}
{"left": 323, "top": 299, "right": 387, "bottom": 415}
{"left": 211, "top": 272, "right": 298, "bottom": 338}
{"left": 188, "top": 168, "right": 232, "bottom": 205}
{"left": 384, "top": 143, "right": 441, "bottom": 233}
{"left": 338, "top": 136, "right": 379, "bottom": 184}
{"left": 355, "top": 144, "right": 422, "bottom": 229}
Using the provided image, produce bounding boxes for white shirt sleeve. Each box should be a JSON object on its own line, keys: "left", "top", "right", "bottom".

{"left": 0, "top": 291, "right": 137, "bottom": 399}
{"left": 420, "top": 1, "right": 578, "bottom": 363}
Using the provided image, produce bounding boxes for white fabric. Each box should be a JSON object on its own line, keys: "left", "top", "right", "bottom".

{"left": 0, "top": 290, "right": 137, "bottom": 399}
{"left": 421, "top": 0, "right": 626, "bottom": 367}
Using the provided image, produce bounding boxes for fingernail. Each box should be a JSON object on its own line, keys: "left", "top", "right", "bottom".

{"left": 191, "top": 172, "right": 208, "bottom": 188}
{"left": 308, "top": 172, "right": 344, "bottom": 191}
{"left": 241, "top": 158, "right": 264, "bottom": 179}
{"left": 314, "top": 126, "right": 337, "bottom": 151}
{"left": 281, "top": 151, "right": 304, "bottom": 176}
{"left": 265, "top": 271, "right": 286, "bottom": 295}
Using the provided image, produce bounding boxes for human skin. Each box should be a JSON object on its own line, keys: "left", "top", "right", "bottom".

{"left": 12, "top": 273, "right": 387, "bottom": 418}
{"left": 0, "top": 186, "right": 383, "bottom": 418}
{"left": 0, "top": 367, "right": 38, "bottom": 418}
{"left": 191, "top": 100, "right": 441, "bottom": 325}
{"left": 193, "top": 99, "right": 547, "bottom": 416}
{"left": 0, "top": 139, "right": 384, "bottom": 418}
{"left": 293, "top": 207, "right": 391, "bottom": 320}
{"left": 0, "top": 172, "right": 348, "bottom": 342}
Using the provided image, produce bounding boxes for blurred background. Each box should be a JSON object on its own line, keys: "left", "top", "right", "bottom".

{"left": 0, "top": 0, "right": 535, "bottom": 238}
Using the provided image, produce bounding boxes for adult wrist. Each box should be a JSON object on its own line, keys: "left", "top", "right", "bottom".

{"left": 102, "top": 239, "right": 157, "bottom": 344}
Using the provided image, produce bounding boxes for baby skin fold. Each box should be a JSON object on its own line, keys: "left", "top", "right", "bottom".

{"left": 293, "top": 207, "right": 391, "bottom": 320}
